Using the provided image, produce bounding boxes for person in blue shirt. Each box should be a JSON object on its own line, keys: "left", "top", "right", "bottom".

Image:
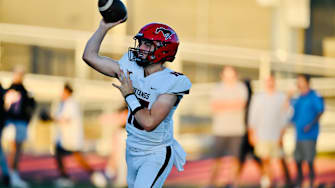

{"left": 290, "top": 74, "right": 324, "bottom": 188}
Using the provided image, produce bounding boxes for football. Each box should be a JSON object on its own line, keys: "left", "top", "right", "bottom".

{"left": 98, "top": 0, "right": 127, "bottom": 23}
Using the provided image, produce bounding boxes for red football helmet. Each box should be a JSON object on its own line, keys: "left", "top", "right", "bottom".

{"left": 128, "top": 23, "right": 179, "bottom": 67}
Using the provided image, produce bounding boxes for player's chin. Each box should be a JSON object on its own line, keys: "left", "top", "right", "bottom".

{"left": 135, "top": 61, "right": 147, "bottom": 67}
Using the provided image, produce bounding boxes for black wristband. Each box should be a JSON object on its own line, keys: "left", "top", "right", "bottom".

{"left": 132, "top": 106, "right": 144, "bottom": 115}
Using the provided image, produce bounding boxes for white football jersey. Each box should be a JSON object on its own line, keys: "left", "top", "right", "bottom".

{"left": 118, "top": 53, "right": 191, "bottom": 154}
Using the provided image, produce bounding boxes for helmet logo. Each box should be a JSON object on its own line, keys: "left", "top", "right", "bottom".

{"left": 155, "top": 27, "right": 174, "bottom": 40}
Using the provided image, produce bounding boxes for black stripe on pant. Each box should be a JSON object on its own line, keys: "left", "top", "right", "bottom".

{"left": 150, "top": 146, "right": 172, "bottom": 188}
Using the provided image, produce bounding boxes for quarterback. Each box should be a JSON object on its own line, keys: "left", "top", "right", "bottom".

{"left": 83, "top": 19, "right": 191, "bottom": 188}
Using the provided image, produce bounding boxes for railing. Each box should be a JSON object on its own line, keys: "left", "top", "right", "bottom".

{"left": 2, "top": 23, "right": 335, "bottom": 77}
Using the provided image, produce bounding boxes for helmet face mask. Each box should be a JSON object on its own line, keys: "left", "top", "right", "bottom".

{"left": 128, "top": 23, "right": 179, "bottom": 67}
{"left": 129, "top": 38, "right": 162, "bottom": 67}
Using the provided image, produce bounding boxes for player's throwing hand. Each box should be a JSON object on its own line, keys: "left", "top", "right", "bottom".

{"left": 112, "top": 71, "right": 134, "bottom": 97}
{"left": 99, "top": 18, "right": 126, "bottom": 30}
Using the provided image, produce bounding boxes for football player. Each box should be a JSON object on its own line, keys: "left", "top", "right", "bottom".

{"left": 83, "top": 19, "right": 191, "bottom": 188}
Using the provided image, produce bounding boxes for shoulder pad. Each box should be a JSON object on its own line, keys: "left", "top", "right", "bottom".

{"left": 165, "top": 71, "right": 192, "bottom": 95}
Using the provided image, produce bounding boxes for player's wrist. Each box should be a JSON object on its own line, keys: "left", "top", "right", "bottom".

{"left": 98, "top": 21, "right": 113, "bottom": 32}
{"left": 125, "top": 93, "right": 143, "bottom": 114}
{"left": 100, "top": 19, "right": 121, "bottom": 32}
{"left": 122, "top": 88, "right": 134, "bottom": 97}
{"left": 124, "top": 92, "right": 134, "bottom": 98}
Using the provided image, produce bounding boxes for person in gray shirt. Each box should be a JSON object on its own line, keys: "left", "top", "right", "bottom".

{"left": 248, "top": 74, "right": 291, "bottom": 188}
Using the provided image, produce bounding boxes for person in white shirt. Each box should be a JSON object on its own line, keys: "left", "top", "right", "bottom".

{"left": 53, "top": 83, "right": 106, "bottom": 188}
{"left": 82, "top": 18, "right": 191, "bottom": 188}
{"left": 248, "top": 74, "right": 291, "bottom": 188}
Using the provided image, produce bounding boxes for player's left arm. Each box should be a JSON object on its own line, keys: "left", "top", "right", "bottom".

{"left": 134, "top": 94, "right": 177, "bottom": 131}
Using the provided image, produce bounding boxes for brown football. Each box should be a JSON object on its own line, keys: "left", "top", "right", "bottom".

{"left": 98, "top": 0, "right": 127, "bottom": 23}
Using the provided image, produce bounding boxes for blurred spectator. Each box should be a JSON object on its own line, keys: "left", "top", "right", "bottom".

{"left": 248, "top": 74, "right": 291, "bottom": 188}
{"left": 52, "top": 83, "right": 106, "bottom": 187}
{"left": 3, "top": 67, "right": 36, "bottom": 188}
{"left": 208, "top": 66, "right": 247, "bottom": 187}
{"left": 0, "top": 83, "right": 10, "bottom": 187}
{"left": 103, "top": 104, "right": 128, "bottom": 186}
{"left": 236, "top": 79, "right": 262, "bottom": 179}
{"left": 290, "top": 74, "right": 324, "bottom": 188}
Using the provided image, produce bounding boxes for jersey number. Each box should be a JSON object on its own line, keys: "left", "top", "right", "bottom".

{"left": 128, "top": 98, "right": 149, "bottom": 130}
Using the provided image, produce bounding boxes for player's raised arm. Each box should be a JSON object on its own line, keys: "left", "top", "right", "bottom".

{"left": 82, "top": 19, "right": 125, "bottom": 78}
